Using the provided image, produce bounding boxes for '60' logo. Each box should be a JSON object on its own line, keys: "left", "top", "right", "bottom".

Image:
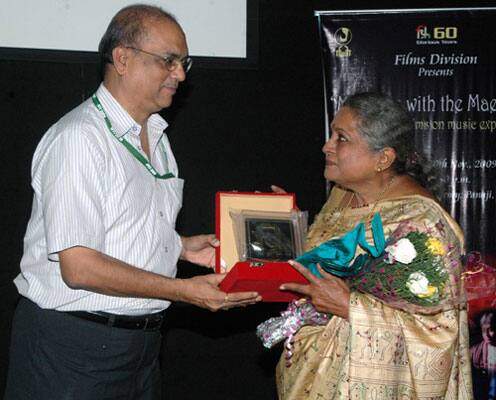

{"left": 416, "top": 25, "right": 458, "bottom": 40}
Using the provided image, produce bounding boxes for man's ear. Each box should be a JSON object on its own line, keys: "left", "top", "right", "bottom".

{"left": 111, "top": 47, "right": 129, "bottom": 75}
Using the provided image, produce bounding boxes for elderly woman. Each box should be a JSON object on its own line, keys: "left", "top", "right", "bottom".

{"left": 276, "top": 93, "right": 473, "bottom": 399}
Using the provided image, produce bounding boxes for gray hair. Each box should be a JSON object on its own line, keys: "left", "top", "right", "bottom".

{"left": 343, "top": 92, "right": 437, "bottom": 193}
{"left": 98, "top": 4, "right": 179, "bottom": 76}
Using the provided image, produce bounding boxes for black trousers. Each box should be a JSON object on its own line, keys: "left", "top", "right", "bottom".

{"left": 4, "top": 297, "right": 162, "bottom": 400}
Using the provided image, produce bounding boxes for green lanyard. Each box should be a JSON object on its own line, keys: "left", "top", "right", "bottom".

{"left": 92, "top": 94, "right": 174, "bottom": 180}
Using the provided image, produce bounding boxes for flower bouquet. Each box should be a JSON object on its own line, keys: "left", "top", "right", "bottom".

{"left": 257, "top": 216, "right": 453, "bottom": 352}
{"left": 349, "top": 230, "right": 448, "bottom": 307}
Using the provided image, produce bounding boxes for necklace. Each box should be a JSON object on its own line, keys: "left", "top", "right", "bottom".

{"left": 309, "top": 176, "right": 396, "bottom": 248}
{"left": 359, "top": 175, "right": 397, "bottom": 223}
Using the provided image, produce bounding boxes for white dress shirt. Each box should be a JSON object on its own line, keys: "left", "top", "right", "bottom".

{"left": 15, "top": 84, "right": 184, "bottom": 315}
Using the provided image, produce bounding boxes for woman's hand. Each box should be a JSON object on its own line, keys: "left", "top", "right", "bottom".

{"left": 280, "top": 260, "right": 351, "bottom": 319}
{"left": 271, "top": 185, "right": 287, "bottom": 194}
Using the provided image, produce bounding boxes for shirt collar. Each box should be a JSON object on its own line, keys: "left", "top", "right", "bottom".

{"left": 148, "top": 113, "right": 169, "bottom": 153}
{"left": 95, "top": 83, "right": 168, "bottom": 147}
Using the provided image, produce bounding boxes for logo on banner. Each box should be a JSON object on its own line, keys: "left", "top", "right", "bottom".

{"left": 334, "top": 27, "right": 352, "bottom": 57}
{"left": 416, "top": 25, "right": 430, "bottom": 39}
{"left": 416, "top": 24, "right": 458, "bottom": 45}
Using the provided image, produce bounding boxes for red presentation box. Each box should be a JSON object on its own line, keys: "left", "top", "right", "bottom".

{"left": 215, "top": 191, "right": 309, "bottom": 302}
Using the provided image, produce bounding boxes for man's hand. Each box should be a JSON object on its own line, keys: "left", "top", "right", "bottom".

{"left": 280, "top": 260, "right": 350, "bottom": 319}
{"left": 59, "top": 246, "right": 261, "bottom": 311}
{"left": 177, "top": 273, "right": 261, "bottom": 311}
{"left": 181, "top": 234, "right": 219, "bottom": 269}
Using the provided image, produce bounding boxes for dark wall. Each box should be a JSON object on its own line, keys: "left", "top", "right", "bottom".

{"left": 1, "top": 0, "right": 494, "bottom": 398}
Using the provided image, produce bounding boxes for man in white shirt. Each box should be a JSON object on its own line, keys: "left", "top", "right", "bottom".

{"left": 4, "top": 4, "right": 260, "bottom": 399}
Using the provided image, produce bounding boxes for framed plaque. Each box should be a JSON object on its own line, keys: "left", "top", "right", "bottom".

{"left": 230, "top": 209, "right": 306, "bottom": 262}
{"left": 216, "top": 192, "right": 309, "bottom": 302}
{"left": 245, "top": 216, "right": 296, "bottom": 260}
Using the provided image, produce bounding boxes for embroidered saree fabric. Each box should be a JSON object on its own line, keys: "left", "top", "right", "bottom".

{"left": 276, "top": 187, "right": 473, "bottom": 399}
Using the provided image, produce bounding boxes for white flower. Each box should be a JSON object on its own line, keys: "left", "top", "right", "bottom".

{"left": 406, "top": 271, "right": 438, "bottom": 298}
{"left": 385, "top": 238, "right": 417, "bottom": 264}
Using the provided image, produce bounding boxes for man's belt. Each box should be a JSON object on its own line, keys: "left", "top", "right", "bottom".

{"left": 66, "top": 310, "right": 164, "bottom": 331}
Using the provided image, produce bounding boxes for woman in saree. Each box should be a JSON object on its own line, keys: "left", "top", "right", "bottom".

{"left": 277, "top": 93, "right": 473, "bottom": 399}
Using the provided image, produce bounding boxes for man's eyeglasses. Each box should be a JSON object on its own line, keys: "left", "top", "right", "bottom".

{"left": 127, "top": 47, "right": 192, "bottom": 73}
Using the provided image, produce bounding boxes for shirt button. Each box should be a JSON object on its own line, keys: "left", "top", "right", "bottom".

{"left": 164, "top": 246, "right": 168, "bottom": 253}
{"left": 159, "top": 211, "right": 164, "bottom": 217}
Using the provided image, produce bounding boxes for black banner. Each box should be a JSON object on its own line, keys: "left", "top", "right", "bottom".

{"left": 317, "top": 8, "right": 496, "bottom": 397}
{"left": 318, "top": 8, "right": 496, "bottom": 256}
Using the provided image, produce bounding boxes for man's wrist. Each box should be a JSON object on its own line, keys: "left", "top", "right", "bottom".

{"left": 179, "top": 236, "right": 187, "bottom": 260}
{"left": 170, "top": 278, "right": 184, "bottom": 302}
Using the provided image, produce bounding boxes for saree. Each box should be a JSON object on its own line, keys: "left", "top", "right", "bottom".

{"left": 276, "top": 187, "right": 473, "bottom": 399}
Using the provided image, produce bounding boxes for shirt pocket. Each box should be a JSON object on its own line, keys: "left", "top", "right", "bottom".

{"left": 160, "top": 177, "right": 184, "bottom": 225}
